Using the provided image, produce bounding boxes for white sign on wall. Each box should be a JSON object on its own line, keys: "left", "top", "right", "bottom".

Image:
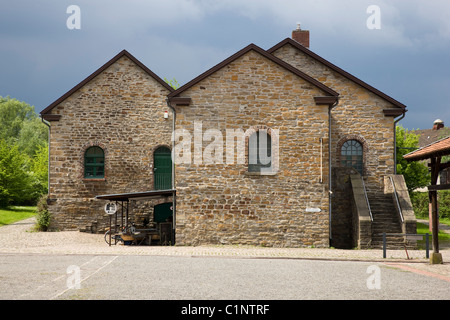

{"left": 104, "top": 202, "right": 117, "bottom": 215}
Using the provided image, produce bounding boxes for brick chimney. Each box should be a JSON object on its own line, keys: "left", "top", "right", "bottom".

{"left": 292, "top": 23, "right": 310, "bottom": 48}
{"left": 432, "top": 119, "right": 444, "bottom": 130}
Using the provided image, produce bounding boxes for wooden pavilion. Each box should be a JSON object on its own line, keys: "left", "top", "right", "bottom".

{"left": 404, "top": 136, "right": 450, "bottom": 264}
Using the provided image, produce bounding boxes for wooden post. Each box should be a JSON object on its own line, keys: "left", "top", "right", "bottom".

{"left": 429, "top": 157, "right": 443, "bottom": 264}
{"left": 430, "top": 190, "right": 439, "bottom": 253}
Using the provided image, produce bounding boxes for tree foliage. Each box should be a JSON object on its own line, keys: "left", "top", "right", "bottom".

{"left": 0, "top": 140, "right": 33, "bottom": 206}
{"left": 396, "top": 125, "right": 430, "bottom": 193}
{"left": 0, "top": 96, "right": 48, "bottom": 207}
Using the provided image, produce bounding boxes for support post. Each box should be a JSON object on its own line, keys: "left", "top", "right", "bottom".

{"left": 109, "top": 215, "right": 112, "bottom": 247}
{"left": 429, "top": 157, "right": 443, "bottom": 264}
{"left": 383, "top": 232, "right": 386, "bottom": 259}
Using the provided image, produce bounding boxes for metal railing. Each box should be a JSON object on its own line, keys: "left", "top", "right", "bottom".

{"left": 362, "top": 177, "right": 373, "bottom": 222}
{"left": 382, "top": 233, "right": 430, "bottom": 259}
{"left": 389, "top": 176, "right": 404, "bottom": 223}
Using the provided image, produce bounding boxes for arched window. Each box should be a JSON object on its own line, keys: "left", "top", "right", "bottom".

{"left": 248, "top": 130, "right": 272, "bottom": 172}
{"left": 84, "top": 146, "right": 105, "bottom": 178}
{"left": 341, "top": 140, "right": 363, "bottom": 175}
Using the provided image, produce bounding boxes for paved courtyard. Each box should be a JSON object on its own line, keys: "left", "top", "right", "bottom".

{"left": 0, "top": 217, "right": 449, "bottom": 279}
{"left": 0, "top": 217, "right": 449, "bottom": 302}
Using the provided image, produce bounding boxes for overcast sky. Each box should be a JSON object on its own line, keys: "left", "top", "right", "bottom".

{"left": 1, "top": 0, "right": 449, "bottom": 130}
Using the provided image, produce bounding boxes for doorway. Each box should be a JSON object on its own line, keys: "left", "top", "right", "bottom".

{"left": 154, "top": 146, "right": 172, "bottom": 190}
{"left": 154, "top": 202, "right": 173, "bottom": 245}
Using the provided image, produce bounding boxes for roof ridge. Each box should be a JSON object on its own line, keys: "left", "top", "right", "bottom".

{"left": 268, "top": 38, "right": 406, "bottom": 110}
{"left": 168, "top": 43, "right": 338, "bottom": 99}
{"left": 40, "top": 49, "right": 173, "bottom": 115}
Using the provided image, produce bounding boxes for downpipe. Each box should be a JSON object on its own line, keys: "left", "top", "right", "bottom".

{"left": 166, "top": 99, "right": 176, "bottom": 245}
{"left": 328, "top": 99, "right": 339, "bottom": 246}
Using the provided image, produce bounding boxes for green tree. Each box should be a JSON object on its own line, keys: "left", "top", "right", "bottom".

{"left": 0, "top": 96, "right": 35, "bottom": 144}
{"left": 0, "top": 96, "right": 49, "bottom": 206}
{"left": 18, "top": 117, "right": 49, "bottom": 158}
{"left": 30, "top": 143, "right": 49, "bottom": 196}
{"left": 0, "top": 96, "right": 48, "bottom": 157}
{"left": 396, "top": 125, "right": 430, "bottom": 193}
{"left": 0, "top": 140, "right": 33, "bottom": 207}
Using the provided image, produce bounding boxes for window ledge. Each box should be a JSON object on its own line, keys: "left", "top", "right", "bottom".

{"left": 82, "top": 178, "right": 106, "bottom": 182}
{"left": 245, "top": 171, "right": 277, "bottom": 176}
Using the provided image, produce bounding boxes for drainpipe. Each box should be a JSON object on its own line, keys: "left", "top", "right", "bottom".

{"left": 393, "top": 111, "right": 406, "bottom": 174}
{"left": 41, "top": 116, "right": 51, "bottom": 196}
{"left": 166, "top": 98, "right": 176, "bottom": 244}
{"left": 328, "top": 99, "right": 339, "bottom": 247}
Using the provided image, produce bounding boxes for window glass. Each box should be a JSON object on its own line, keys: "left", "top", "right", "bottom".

{"left": 84, "top": 146, "right": 105, "bottom": 178}
{"left": 341, "top": 140, "right": 363, "bottom": 174}
{"left": 248, "top": 131, "right": 272, "bottom": 172}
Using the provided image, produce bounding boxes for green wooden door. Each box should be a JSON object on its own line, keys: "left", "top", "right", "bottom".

{"left": 154, "top": 202, "right": 173, "bottom": 223}
{"left": 154, "top": 147, "right": 172, "bottom": 190}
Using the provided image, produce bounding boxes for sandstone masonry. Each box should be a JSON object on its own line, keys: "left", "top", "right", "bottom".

{"left": 41, "top": 30, "right": 407, "bottom": 248}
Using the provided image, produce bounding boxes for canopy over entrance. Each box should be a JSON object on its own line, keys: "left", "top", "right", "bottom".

{"left": 95, "top": 189, "right": 175, "bottom": 201}
{"left": 404, "top": 136, "right": 450, "bottom": 264}
{"left": 96, "top": 189, "right": 176, "bottom": 246}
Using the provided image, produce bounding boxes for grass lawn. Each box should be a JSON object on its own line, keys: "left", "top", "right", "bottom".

{"left": 416, "top": 221, "right": 450, "bottom": 249}
{"left": 0, "top": 206, "right": 36, "bottom": 227}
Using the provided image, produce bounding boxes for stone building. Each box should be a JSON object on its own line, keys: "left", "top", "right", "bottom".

{"left": 41, "top": 27, "right": 412, "bottom": 248}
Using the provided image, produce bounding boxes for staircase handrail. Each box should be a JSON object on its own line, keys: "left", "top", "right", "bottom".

{"left": 361, "top": 177, "right": 373, "bottom": 222}
{"left": 389, "top": 176, "right": 404, "bottom": 223}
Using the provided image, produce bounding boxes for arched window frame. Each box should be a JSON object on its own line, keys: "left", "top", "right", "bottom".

{"left": 84, "top": 146, "right": 105, "bottom": 179}
{"left": 337, "top": 135, "right": 368, "bottom": 175}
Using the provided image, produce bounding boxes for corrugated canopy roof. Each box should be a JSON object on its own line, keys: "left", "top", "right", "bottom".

{"left": 403, "top": 136, "right": 450, "bottom": 161}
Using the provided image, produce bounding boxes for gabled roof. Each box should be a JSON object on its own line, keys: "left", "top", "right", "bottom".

{"left": 404, "top": 136, "right": 450, "bottom": 161}
{"left": 268, "top": 38, "right": 407, "bottom": 113}
{"left": 168, "top": 43, "right": 339, "bottom": 100}
{"left": 40, "top": 50, "right": 173, "bottom": 117}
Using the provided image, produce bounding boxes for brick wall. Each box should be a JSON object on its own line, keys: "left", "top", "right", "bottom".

{"left": 45, "top": 55, "right": 172, "bottom": 231}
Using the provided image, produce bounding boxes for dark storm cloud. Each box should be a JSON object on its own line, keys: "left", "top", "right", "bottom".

{"left": 1, "top": 0, "right": 449, "bottom": 130}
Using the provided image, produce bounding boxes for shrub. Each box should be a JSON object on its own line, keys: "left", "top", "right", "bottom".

{"left": 410, "top": 192, "right": 428, "bottom": 219}
{"left": 35, "top": 194, "right": 51, "bottom": 231}
{"left": 438, "top": 190, "right": 450, "bottom": 220}
{"left": 411, "top": 191, "right": 450, "bottom": 220}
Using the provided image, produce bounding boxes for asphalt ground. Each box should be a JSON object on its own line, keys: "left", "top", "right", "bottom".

{"left": 0, "top": 217, "right": 448, "bottom": 303}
